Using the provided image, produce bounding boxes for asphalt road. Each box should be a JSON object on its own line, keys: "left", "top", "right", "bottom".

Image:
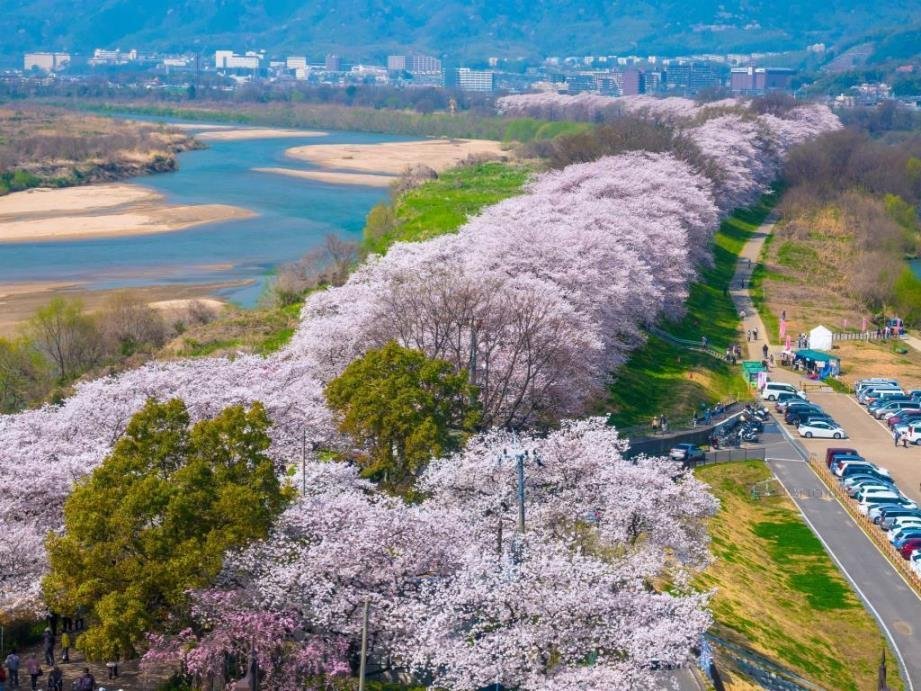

{"left": 764, "top": 417, "right": 921, "bottom": 690}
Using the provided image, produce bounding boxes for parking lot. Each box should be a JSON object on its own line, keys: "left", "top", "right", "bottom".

{"left": 766, "top": 377, "right": 921, "bottom": 505}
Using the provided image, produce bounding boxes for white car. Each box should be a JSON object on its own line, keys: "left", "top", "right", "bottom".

{"left": 797, "top": 420, "right": 847, "bottom": 439}
{"left": 885, "top": 517, "right": 921, "bottom": 534}
{"left": 911, "top": 552, "right": 921, "bottom": 579}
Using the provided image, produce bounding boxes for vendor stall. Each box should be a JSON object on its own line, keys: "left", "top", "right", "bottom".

{"left": 793, "top": 348, "right": 841, "bottom": 379}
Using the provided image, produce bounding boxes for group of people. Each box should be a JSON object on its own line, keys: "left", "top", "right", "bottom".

{"left": 651, "top": 414, "right": 670, "bottom": 433}
{"left": 1, "top": 624, "right": 107, "bottom": 691}
{"left": 723, "top": 343, "right": 744, "bottom": 364}
{"left": 795, "top": 333, "right": 810, "bottom": 349}
{"left": 894, "top": 428, "right": 914, "bottom": 448}
{"left": 746, "top": 327, "right": 760, "bottom": 342}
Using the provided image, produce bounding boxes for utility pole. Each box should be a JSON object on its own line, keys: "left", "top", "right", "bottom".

{"left": 358, "top": 599, "right": 370, "bottom": 691}
{"left": 516, "top": 451, "right": 526, "bottom": 533}
{"left": 302, "top": 430, "right": 308, "bottom": 496}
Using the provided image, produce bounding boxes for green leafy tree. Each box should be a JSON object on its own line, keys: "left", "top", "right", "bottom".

{"left": 27, "top": 297, "right": 101, "bottom": 382}
{"left": 0, "top": 337, "right": 51, "bottom": 413}
{"left": 43, "top": 398, "right": 292, "bottom": 660}
{"left": 324, "top": 341, "right": 480, "bottom": 488}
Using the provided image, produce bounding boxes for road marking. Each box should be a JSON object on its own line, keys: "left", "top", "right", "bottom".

{"left": 771, "top": 418, "right": 916, "bottom": 689}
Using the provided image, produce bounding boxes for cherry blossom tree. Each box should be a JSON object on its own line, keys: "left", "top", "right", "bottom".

{"left": 142, "top": 589, "right": 350, "bottom": 690}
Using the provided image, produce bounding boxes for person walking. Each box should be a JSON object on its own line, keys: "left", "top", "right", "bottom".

{"left": 75, "top": 668, "right": 95, "bottom": 691}
{"left": 895, "top": 429, "right": 901, "bottom": 447}
{"left": 24, "top": 654, "right": 40, "bottom": 691}
{"left": 47, "top": 667, "right": 62, "bottom": 691}
{"left": 59, "top": 632, "right": 70, "bottom": 664}
{"left": 0, "top": 662, "right": 7, "bottom": 691}
{"left": 753, "top": 327, "right": 759, "bottom": 341}
{"left": 105, "top": 660, "right": 118, "bottom": 680}
{"left": 42, "top": 628, "right": 55, "bottom": 666}
{"left": 762, "top": 343, "right": 769, "bottom": 359}
{"left": 5, "top": 651, "right": 20, "bottom": 689}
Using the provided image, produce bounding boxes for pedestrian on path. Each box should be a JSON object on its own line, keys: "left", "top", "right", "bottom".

{"left": 48, "top": 667, "right": 62, "bottom": 691}
{"left": 60, "top": 632, "right": 70, "bottom": 663}
{"left": 895, "top": 429, "right": 901, "bottom": 447}
{"left": 24, "top": 655, "right": 40, "bottom": 691}
{"left": 0, "top": 663, "right": 7, "bottom": 691}
{"left": 5, "top": 651, "right": 20, "bottom": 689}
{"left": 753, "top": 327, "right": 759, "bottom": 340}
{"left": 42, "top": 627, "right": 55, "bottom": 666}
{"left": 746, "top": 329, "right": 751, "bottom": 342}
{"left": 762, "top": 344, "right": 769, "bottom": 359}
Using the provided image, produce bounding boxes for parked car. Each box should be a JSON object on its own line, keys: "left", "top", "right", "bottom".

{"left": 873, "top": 401, "right": 920, "bottom": 419}
{"left": 863, "top": 389, "right": 906, "bottom": 406}
{"left": 775, "top": 392, "right": 808, "bottom": 411}
{"left": 861, "top": 495, "right": 907, "bottom": 516}
{"left": 845, "top": 470, "right": 897, "bottom": 489}
{"left": 855, "top": 378, "right": 899, "bottom": 393}
{"left": 872, "top": 505, "right": 920, "bottom": 524}
{"left": 668, "top": 444, "right": 706, "bottom": 464}
{"left": 798, "top": 420, "right": 847, "bottom": 439}
{"left": 796, "top": 414, "right": 838, "bottom": 428}
{"left": 891, "top": 529, "right": 921, "bottom": 548}
{"left": 846, "top": 478, "right": 895, "bottom": 497}
{"left": 858, "top": 385, "right": 903, "bottom": 404}
{"left": 899, "top": 539, "right": 921, "bottom": 559}
{"left": 825, "top": 447, "right": 859, "bottom": 468}
{"left": 761, "top": 382, "right": 806, "bottom": 401}
{"left": 899, "top": 423, "right": 921, "bottom": 445}
{"left": 887, "top": 412, "right": 921, "bottom": 428}
{"left": 783, "top": 405, "right": 824, "bottom": 425}
{"left": 883, "top": 516, "right": 921, "bottom": 533}
{"left": 835, "top": 460, "right": 889, "bottom": 479}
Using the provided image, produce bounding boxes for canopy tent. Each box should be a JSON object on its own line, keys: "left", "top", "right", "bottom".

{"left": 794, "top": 348, "right": 841, "bottom": 379}
{"left": 809, "top": 325, "right": 833, "bottom": 351}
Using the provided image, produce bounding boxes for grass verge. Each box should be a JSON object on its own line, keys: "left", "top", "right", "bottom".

{"left": 695, "top": 461, "right": 903, "bottom": 690}
{"left": 363, "top": 162, "right": 531, "bottom": 255}
{"left": 605, "top": 195, "right": 776, "bottom": 428}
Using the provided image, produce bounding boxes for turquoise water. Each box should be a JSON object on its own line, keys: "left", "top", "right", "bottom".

{"left": 0, "top": 124, "right": 412, "bottom": 306}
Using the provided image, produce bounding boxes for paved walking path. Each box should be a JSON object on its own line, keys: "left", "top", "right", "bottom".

{"left": 729, "top": 212, "right": 921, "bottom": 689}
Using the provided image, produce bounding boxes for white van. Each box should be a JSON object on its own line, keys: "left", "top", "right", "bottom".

{"left": 855, "top": 378, "right": 899, "bottom": 393}
{"left": 761, "top": 382, "right": 806, "bottom": 401}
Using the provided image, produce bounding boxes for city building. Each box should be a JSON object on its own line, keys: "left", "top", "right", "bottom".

{"left": 286, "top": 56, "right": 308, "bottom": 71}
{"left": 215, "top": 50, "right": 262, "bottom": 70}
{"left": 565, "top": 73, "right": 596, "bottom": 93}
{"left": 446, "top": 68, "right": 495, "bottom": 92}
{"left": 387, "top": 54, "right": 442, "bottom": 74}
{"left": 88, "top": 48, "right": 138, "bottom": 66}
{"left": 730, "top": 66, "right": 794, "bottom": 95}
{"left": 324, "top": 54, "right": 343, "bottom": 71}
{"left": 23, "top": 52, "right": 70, "bottom": 72}
{"left": 620, "top": 68, "right": 645, "bottom": 96}
{"left": 665, "top": 62, "right": 723, "bottom": 95}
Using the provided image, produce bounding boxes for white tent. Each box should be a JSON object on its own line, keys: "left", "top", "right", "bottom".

{"left": 809, "top": 324, "right": 833, "bottom": 351}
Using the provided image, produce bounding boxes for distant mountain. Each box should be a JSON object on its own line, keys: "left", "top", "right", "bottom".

{"left": 3, "top": 0, "right": 921, "bottom": 62}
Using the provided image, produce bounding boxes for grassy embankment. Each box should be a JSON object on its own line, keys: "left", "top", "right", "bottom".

{"left": 696, "top": 461, "right": 902, "bottom": 690}
{"left": 751, "top": 193, "right": 921, "bottom": 388}
{"left": 605, "top": 195, "right": 776, "bottom": 429}
{"left": 62, "top": 100, "right": 588, "bottom": 143}
{"left": 0, "top": 106, "right": 196, "bottom": 195}
{"left": 171, "top": 161, "right": 531, "bottom": 359}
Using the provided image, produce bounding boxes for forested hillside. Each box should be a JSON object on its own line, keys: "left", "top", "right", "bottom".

{"left": 3, "top": 0, "right": 921, "bottom": 61}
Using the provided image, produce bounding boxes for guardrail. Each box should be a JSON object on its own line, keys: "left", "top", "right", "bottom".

{"left": 802, "top": 383, "right": 834, "bottom": 393}
{"left": 809, "top": 454, "right": 921, "bottom": 597}
{"left": 832, "top": 331, "right": 907, "bottom": 343}
{"left": 648, "top": 326, "right": 726, "bottom": 360}
{"left": 699, "top": 447, "right": 767, "bottom": 465}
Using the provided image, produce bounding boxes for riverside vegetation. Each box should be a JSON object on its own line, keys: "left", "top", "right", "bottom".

{"left": 0, "top": 106, "right": 198, "bottom": 195}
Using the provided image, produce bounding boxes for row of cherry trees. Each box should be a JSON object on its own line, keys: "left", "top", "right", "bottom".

{"left": 0, "top": 97, "right": 840, "bottom": 687}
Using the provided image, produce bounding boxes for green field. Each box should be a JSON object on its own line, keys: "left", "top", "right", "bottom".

{"left": 695, "top": 461, "right": 902, "bottom": 690}
{"left": 605, "top": 195, "right": 775, "bottom": 428}
{"left": 363, "top": 161, "right": 531, "bottom": 255}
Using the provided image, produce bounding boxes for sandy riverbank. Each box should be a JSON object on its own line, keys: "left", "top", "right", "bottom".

{"left": 253, "top": 166, "right": 397, "bottom": 188}
{"left": 195, "top": 127, "right": 327, "bottom": 141}
{"left": 0, "top": 184, "right": 255, "bottom": 243}
{"left": 285, "top": 138, "right": 507, "bottom": 176}
{"left": 0, "top": 281, "right": 241, "bottom": 336}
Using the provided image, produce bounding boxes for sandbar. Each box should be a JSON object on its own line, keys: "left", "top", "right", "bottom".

{"left": 254, "top": 167, "right": 397, "bottom": 188}
{"left": 0, "top": 282, "right": 241, "bottom": 337}
{"left": 285, "top": 138, "right": 506, "bottom": 175}
{"left": 0, "top": 184, "right": 159, "bottom": 216}
{"left": 195, "top": 127, "right": 327, "bottom": 141}
{"left": 0, "top": 184, "right": 256, "bottom": 243}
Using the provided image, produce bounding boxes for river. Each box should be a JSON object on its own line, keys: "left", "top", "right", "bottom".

{"left": 0, "top": 123, "right": 415, "bottom": 306}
